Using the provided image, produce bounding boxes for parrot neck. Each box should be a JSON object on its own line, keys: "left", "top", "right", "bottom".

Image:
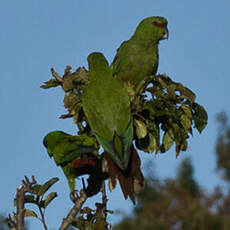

{"left": 90, "top": 72, "right": 109, "bottom": 81}
{"left": 131, "top": 34, "right": 159, "bottom": 50}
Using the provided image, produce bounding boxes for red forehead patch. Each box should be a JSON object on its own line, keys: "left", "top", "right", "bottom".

{"left": 152, "top": 21, "right": 167, "bottom": 28}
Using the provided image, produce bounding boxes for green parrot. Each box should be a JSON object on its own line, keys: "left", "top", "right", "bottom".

{"left": 43, "top": 131, "right": 104, "bottom": 196}
{"left": 111, "top": 16, "right": 168, "bottom": 95}
{"left": 82, "top": 52, "right": 133, "bottom": 171}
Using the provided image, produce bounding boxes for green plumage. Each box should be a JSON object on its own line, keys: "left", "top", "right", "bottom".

{"left": 43, "top": 131, "right": 99, "bottom": 191}
{"left": 82, "top": 52, "right": 133, "bottom": 170}
{"left": 111, "top": 16, "right": 168, "bottom": 93}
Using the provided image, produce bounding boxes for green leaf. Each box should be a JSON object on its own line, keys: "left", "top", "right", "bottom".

{"left": 146, "top": 119, "right": 160, "bottom": 152}
{"left": 24, "top": 209, "right": 38, "bottom": 218}
{"left": 177, "top": 85, "right": 196, "bottom": 104}
{"left": 38, "top": 177, "right": 59, "bottom": 196}
{"left": 145, "top": 133, "right": 157, "bottom": 153}
{"left": 43, "top": 192, "right": 58, "bottom": 208}
{"left": 181, "top": 104, "right": 192, "bottom": 119}
{"left": 40, "top": 79, "right": 61, "bottom": 89}
{"left": 31, "top": 184, "right": 42, "bottom": 195}
{"left": 134, "top": 119, "right": 147, "bottom": 139}
{"left": 161, "top": 129, "right": 174, "bottom": 152}
{"left": 192, "top": 103, "right": 208, "bottom": 133}
{"left": 181, "top": 140, "right": 188, "bottom": 151}
{"left": 180, "top": 114, "right": 192, "bottom": 132}
{"left": 24, "top": 195, "right": 36, "bottom": 204}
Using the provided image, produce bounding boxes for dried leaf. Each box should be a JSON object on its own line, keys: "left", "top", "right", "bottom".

{"left": 40, "top": 79, "right": 61, "bottom": 89}
{"left": 192, "top": 103, "right": 208, "bottom": 133}
{"left": 108, "top": 177, "right": 117, "bottom": 192}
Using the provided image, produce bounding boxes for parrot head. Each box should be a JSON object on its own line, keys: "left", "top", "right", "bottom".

{"left": 134, "top": 16, "right": 168, "bottom": 42}
{"left": 43, "top": 131, "right": 65, "bottom": 157}
{"left": 87, "top": 52, "right": 111, "bottom": 79}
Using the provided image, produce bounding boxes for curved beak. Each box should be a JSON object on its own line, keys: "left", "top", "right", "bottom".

{"left": 163, "top": 26, "right": 169, "bottom": 40}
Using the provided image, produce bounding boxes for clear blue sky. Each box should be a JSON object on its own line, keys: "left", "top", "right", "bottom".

{"left": 1, "top": 0, "right": 229, "bottom": 229}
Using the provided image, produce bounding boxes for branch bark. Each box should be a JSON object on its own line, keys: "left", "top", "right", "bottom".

{"left": 59, "top": 189, "right": 87, "bottom": 230}
{"left": 16, "top": 185, "right": 25, "bottom": 230}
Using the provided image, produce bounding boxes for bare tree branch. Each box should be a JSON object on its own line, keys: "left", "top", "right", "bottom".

{"left": 59, "top": 189, "right": 87, "bottom": 230}
{"left": 101, "top": 182, "right": 108, "bottom": 220}
{"left": 16, "top": 185, "right": 25, "bottom": 230}
{"left": 51, "top": 68, "right": 63, "bottom": 83}
{"left": 22, "top": 176, "right": 37, "bottom": 193}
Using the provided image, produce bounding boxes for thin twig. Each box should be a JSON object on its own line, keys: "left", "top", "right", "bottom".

{"left": 38, "top": 207, "right": 48, "bottom": 230}
{"left": 59, "top": 189, "right": 87, "bottom": 230}
{"left": 101, "top": 181, "right": 107, "bottom": 220}
{"left": 22, "top": 176, "right": 37, "bottom": 194}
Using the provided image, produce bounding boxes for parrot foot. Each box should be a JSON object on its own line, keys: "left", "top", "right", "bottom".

{"left": 70, "top": 190, "right": 80, "bottom": 203}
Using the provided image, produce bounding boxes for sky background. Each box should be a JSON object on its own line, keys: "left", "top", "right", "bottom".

{"left": 1, "top": 0, "right": 229, "bottom": 229}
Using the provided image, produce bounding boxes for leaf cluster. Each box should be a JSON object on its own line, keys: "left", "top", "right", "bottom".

{"left": 19, "top": 177, "right": 59, "bottom": 214}
{"left": 41, "top": 66, "right": 89, "bottom": 131}
{"left": 133, "top": 74, "right": 208, "bottom": 156}
{"left": 41, "top": 68, "right": 207, "bottom": 158}
{"left": 7, "top": 177, "right": 59, "bottom": 229}
{"left": 71, "top": 204, "right": 113, "bottom": 230}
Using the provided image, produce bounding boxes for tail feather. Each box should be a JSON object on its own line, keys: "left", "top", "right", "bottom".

{"left": 96, "top": 118, "right": 133, "bottom": 170}
{"left": 104, "top": 145, "right": 144, "bottom": 204}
